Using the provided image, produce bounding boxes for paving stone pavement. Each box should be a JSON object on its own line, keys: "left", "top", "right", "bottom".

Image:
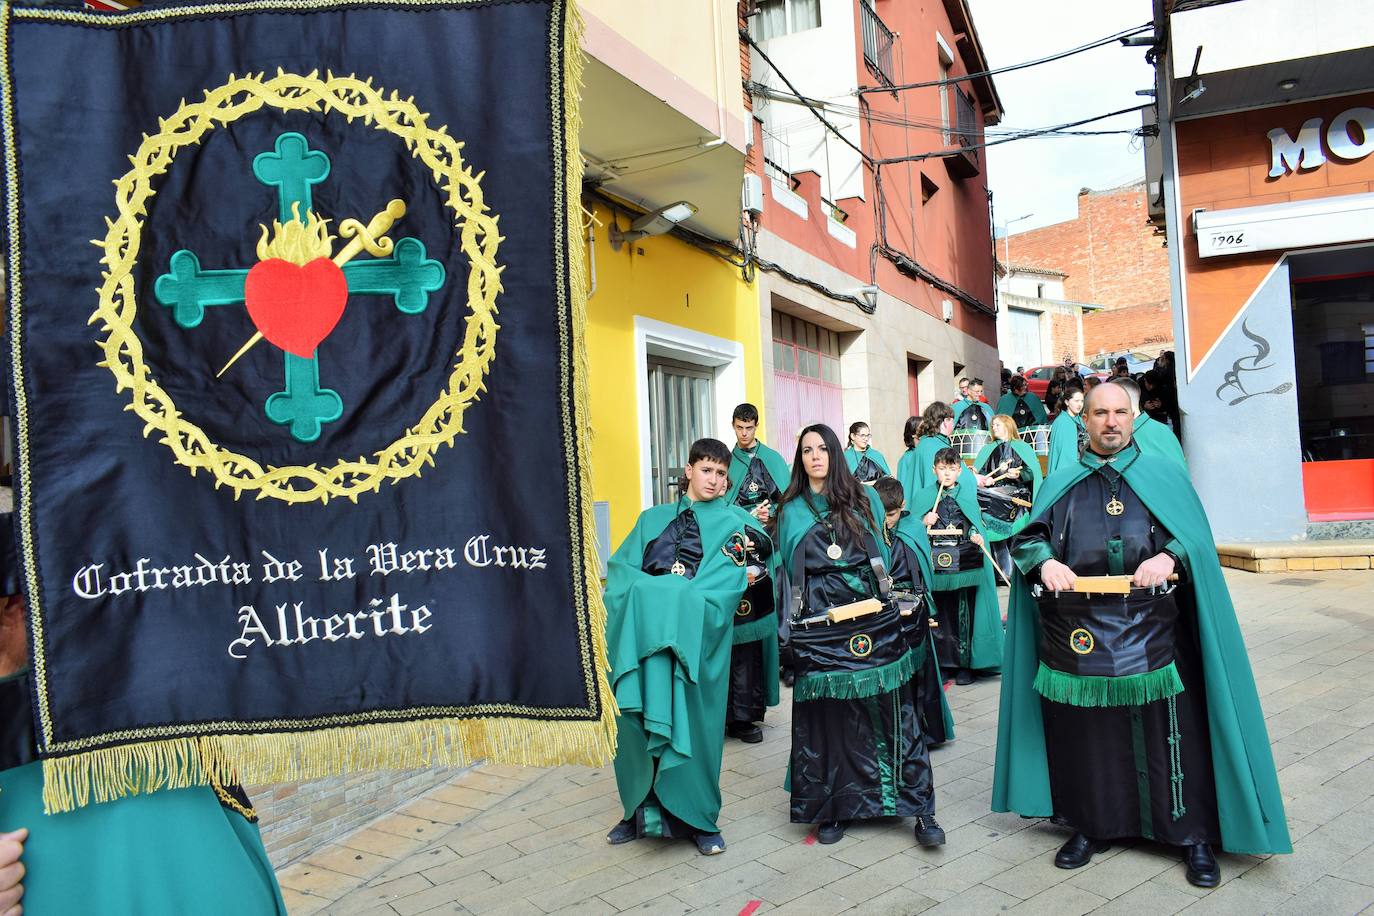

{"left": 280, "top": 569, "right": 1374, "bottom": 915}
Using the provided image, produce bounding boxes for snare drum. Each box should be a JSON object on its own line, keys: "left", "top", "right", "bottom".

{"left": 951, "top": 429, "right": 990, "bottom": 461}
{"left": 1020, "top": 425, "right": 1051, "bottom": 455}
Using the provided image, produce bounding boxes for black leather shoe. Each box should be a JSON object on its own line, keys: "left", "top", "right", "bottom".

{"left": 816, "top": 820, "right": 849, "bottom": 844}
{"left": 913, "top": 814, "right": 946, "bottom": 847}
{"left": 782, "top": 669, "right": 796, "bottom": 688}
{"left": 955, "top": 669, "right": 974, "bottom": 686}
{"left": 606, "top": 820, "right": 637, "bottom": 845}
{"left": 727, "top": 721, "right": 764, "bottom": 743}
{"left": 1184, "top": 843, "right": 1220, "bottom": 888}
{"left": 1054, "top": 832, "right": 1109, "bottom": 869}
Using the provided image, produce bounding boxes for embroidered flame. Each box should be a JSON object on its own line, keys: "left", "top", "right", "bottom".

{"left": 256, "top": 202, "right": 334, "bottom": 265}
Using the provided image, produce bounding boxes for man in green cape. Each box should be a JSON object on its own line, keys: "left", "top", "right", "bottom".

{"left": 995, "top": 376, "right": 1048, "bottom": 430}
{"left": 0, "top": 546, "right": 285, "bottom": 914}
{"left": 952, "top": 378, "right": 994, "bottom": 431}
{"left": 721, "top": 403, "right": 788, "bottom": 743}
{"left": 992, "top": 384, "right": 1289, "bottom": 888}
{"left": 875, "top": 478, "right": 956, "bottom": 746}
{"left": 1110, "top": 378, "right": 1187, "bottom": 467}
{"left": 605, "top": 439, "right": 775, "bottom": 855}
{"left": 914, "top": 449, "right": 1003, "bottom": 685}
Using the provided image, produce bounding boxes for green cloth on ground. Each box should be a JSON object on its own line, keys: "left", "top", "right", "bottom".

{"left": 724, "top": 440, "right": 791, "bottom": 506}
{"left": 911, "top": 482, "right": 1004, "bottom": 673}
{"left": 1133, "top": 413, "right": 1187, "bottom": 467}
{"left": 605, "top": 496, "right": 762, "bottom": 834}
{"left": 843, "top": 446, "right": 891, "bottom": 478}
{"left": 995, "top": 392, "right": 1048, "bottom": 425}
{"left": 1046, "top": 411, "right": 1084, "bottom": 475}
{"left": 991, "top": 448, "right": 1292, "bottom": 855}
{"left": 0, "top": 761, "right": 285, "bottom": 915}
{"left": 896, "top": 435, "right": 978, "bottom": 499}
{"left": 973, "top": 438, "right": 1043, "bottom": 542}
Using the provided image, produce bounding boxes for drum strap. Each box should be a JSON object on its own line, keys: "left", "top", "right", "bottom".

{"left": 786, "top": 530, "right": 890, "bottom": 627}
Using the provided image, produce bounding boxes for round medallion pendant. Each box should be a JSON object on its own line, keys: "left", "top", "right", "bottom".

{"left": 670, "top": 561, "right": 687, "bottom": 577}
{"left": 826, "top": 543, "right": 844, "bottom": 561}
{"left": 1105, "top": 498, "right": 1125, "bottom": 516}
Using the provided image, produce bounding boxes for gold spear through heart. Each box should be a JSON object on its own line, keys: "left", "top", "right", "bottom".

{"left": 215, "top": 199, "right": 408, "bottom": 378}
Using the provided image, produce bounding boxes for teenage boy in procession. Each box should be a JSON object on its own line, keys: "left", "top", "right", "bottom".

{"left": 605, "top": 439, "right": 776, "bottom": 855}
{"left": 722, "top": 404, "right": 789, "bottom": 743}
{"left": 915, "top": 450, "right": 1003, "bottom": 685}
{"left": 875, "top": 477, "right": 955, "bottom": 747}
{"left": 993, "top": 383, "right": 1289, "bottom": 886}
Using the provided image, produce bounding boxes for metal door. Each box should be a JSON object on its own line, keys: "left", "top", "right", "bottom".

{"left": 647, "top": 358, "right": 715, "bottom": 505}
{"left": 1008, "top": 307, "right": 1043, "bottom": 370}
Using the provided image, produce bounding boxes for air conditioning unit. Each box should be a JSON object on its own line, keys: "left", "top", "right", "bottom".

{"left": 742, "top": 173, "right": 765, "bottom": 215}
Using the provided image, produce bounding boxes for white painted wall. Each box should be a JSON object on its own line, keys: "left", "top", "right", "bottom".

{"left": 751, "top": 0, "right": 865, "bottom": 201}
{"left": 1002, "top": 272, "right": 1065, "bottom": 300}
{"left": 1171, "top": 0, "right": 1374, "bottom": 76}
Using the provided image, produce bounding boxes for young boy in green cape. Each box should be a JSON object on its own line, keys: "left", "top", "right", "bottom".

{"left": 914, "top": 449, "right": 1004, "bottom": 686}
{"left": 995, "top": 375, "right": 1048, "bottom": 430}
{"left": 605, "top": 439, "right": 775, "bottom": 856}
{"left": 992, "top": 383, "right": 1289, "bottom": 887}
{"left": 721, "top": 403, "right": 788, "bottom": 743}
{"left": 874, "top": 477, "right": 955, "bottom": 747}
{"left": 0, "top": 591, "right": 286, "bottom": 915}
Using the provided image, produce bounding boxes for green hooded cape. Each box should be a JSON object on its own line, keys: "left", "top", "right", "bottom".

{"left": 605, "top": 496, "right": 773, "bottom": 833}
{"left": 911, "top": 481, "right": 1004, "bottom": 673}
{"left": 897, "top": 434, "right": 977, "bottom": 499}
{"left": 995, "top": 392, "right": 1048, "bottom": 425}
{"left": 1133, "top": 413, "right": 1187, "bottom": 467}
{"left": 724, "top": 440, "right": 791, "bottom": 506}
{"left": 890, "top": 513, "right": 957, "bottom": 740}
{"left": 953, "top": 398, "right": 993, "bottom": 427}
{"left": 973, "top": 438, "right": 1043, "bottom": 541}
{"left": 844, "top": 446, "right": 891, "bottom": 478}
{"left": 990, "top": 449, "right": 1291, "bottom": 855}
{"left": 1046, "top": 410, "right": 1084, "bottom": 474}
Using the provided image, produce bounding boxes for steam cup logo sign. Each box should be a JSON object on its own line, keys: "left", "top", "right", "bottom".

{"left": 91, "top": 70, "right": 503, "bottom": 505}
{"left": 849, "top": 633, "right": 873, "bottom": 658}
{"left": 1070, "top": 628, "right": 1095, "bottom": 656}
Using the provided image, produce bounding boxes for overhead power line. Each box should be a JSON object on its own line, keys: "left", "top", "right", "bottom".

{"left": 855, "top": 21, "right": 1154, "bottom": 96}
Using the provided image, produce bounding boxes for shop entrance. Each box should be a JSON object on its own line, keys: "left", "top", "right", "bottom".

{"left": 1291, "top": 249, "right": 1374, "bottom": 520}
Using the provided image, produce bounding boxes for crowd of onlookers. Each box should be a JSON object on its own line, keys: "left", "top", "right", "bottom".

{"left": 1002, "top": 351, "right": 1182, "bottom": 442}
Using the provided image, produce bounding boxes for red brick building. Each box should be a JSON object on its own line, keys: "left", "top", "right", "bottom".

{"left": 1004, "top": 181, "right": 1173, "bottom": 358}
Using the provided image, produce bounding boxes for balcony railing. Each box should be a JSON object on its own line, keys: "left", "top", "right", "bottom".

{"left": 860, "top": 1, "right": 895, "bottom": 88}
{"left": 945, "top": 88, "right": 980, "bottom": 178}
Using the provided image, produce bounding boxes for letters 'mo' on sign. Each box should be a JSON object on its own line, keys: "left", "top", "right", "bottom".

{"left": 2, "top": 0, "right": 613, "bottom": 812}
{"left": 1267, "top": 106, "right": 1374, "bottom": 178}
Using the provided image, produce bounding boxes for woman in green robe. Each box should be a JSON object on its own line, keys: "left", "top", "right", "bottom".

{"left": 974, "top": 414, "right": 1044, "bottom": 575}
{"left": 1047, "top": 386, "right": 1086, "bottom": 475}
{"left": 842, "top": 422, "right": 890, "bottom": 484}
{"left": 777, "top": 424, "right": 944, "bottom": 849}
{"left": 897, "top": 403, "right": 982, "bottom": 499}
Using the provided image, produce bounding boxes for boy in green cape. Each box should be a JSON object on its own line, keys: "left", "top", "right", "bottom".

{"left": 995, "top": 375, "right": 1048, "bottom": 430}
{"left": 721, "top": 404, "right": 788, "bottom": 743}
{"left": 914, "top": 449, "right": 1003, "bottom": 685}
{"left": 875, "top": 477, "right": 955, "bottom": 746}
{"left": 605, "top": 439, "right": 775, "bottom": 855}
{"left": 992, "top": 384, "right": 1288, "bottom": 887}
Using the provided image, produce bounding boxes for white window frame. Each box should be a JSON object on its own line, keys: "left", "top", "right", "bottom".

{"left": 936, "top": 33, "right": 956, "bottom": 145}
{"left": 633, "top": 316, "right": 745, "bottom": 509}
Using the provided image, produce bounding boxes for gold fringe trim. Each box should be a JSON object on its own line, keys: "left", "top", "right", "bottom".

{"left": 562, "top": 0, "right": 620, "bottom": 752}
{"left": 41, "top": 715, "right": 614, "bottom": 814}
{"left": 39, "top": 0, "right": 617, "bottom": 814}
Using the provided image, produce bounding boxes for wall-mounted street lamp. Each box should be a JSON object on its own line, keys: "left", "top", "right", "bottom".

{"left": 609, "top": 201, "right": 698, "bottom": 250}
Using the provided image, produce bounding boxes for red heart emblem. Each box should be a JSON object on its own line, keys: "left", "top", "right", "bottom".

{"left": 244, "top": 257, "right": 348, "bottom": 358}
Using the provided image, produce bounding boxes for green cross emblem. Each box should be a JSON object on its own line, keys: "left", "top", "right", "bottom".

{"left": 153, "top": 131, "right": 447, "bottom": 443}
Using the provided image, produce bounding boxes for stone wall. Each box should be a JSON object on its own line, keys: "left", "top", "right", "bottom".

{"left": 251, "top": 765, "right": 469, "bottom": 867}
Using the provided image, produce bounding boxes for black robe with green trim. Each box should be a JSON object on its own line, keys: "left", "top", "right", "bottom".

{"left": 606, "top": 496, "right": 771, "bottom": 836}
{"left": 973, "top": 438, "right": 1043, "bottom": 542}
{"left": 913, "top": 482, "right": 1003, "bottom": 674}
{"left": 995, "top": 392, "right": 1048, "bottom": 428}
{"left": 843, "top": 446, "right": 891, "bottom": 484}
{"left": 776, "top": 489, "right": 934, "bottom": 824}
{"left": 723, "top": 442, "right": 789, "bottom": 724}
{"left": 992, "top": 444, "right": 1291, "bottom": 855}
{"left": 953, "top": 399, "right": 993, "bottom": 431}
{"left": 886, "top": 513, "right": 956, "bottom": 746}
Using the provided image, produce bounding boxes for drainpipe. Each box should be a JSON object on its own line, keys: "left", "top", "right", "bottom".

{"left": 708, "top": 0, "right": 729, "bottom": 149}
{"left": 587, "top": 214, "right": 598, "bottom": 299}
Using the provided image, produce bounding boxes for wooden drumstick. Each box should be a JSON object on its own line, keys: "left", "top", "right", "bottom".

{"left": 974, "top": 533, "right": 1012, "bottom": 586}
